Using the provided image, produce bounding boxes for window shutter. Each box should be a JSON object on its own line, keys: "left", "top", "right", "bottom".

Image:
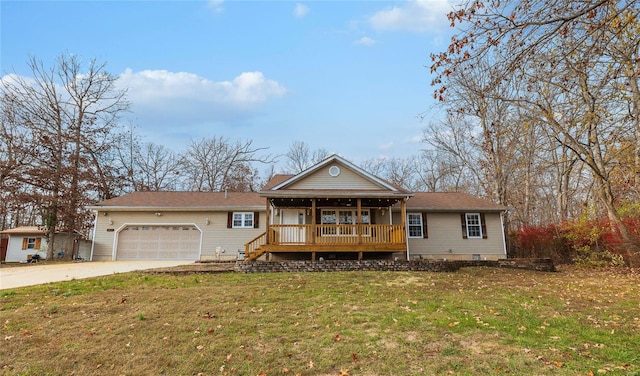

{"left": 254, "top": 212, "right": 259, "bottom": 228}
{"left": 480, "top": 213, "right": 487, "bottom": 239}
{"left": 460, "top": 213, "right": 468, "bottom": 239}
{"left": 22, "top": 238, "right": 27, "bottom": 250}
{"left": 315, "top": 209, "right": 322, "bottom": 224}
{"left": 421, "top": 212, "right": 428, "bottom": 239}
{"left": 227, "top": 212, "right": 233, "bottom": 228}
{"left": 35, "top": 238, "right": 42, "bottom": 249}
{"left": 370, "top": 209, "right": 376, "bottom": 224}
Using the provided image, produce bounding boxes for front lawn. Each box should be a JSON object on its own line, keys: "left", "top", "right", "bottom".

{"left": 1, "top": 266, "right": 639, "bottom": 375}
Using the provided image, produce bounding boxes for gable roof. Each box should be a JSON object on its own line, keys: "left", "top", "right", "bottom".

{"left": 0, "top": 226, "right": 47, "bottom": 235}
{"left": 90, "top": 191, "right": 264, "bottom": 211}
{"left": 404, "top": 192, "right": 506, "bottom": 212}
{"left": 262, "top": 154, "right": 412, "bottom": 198}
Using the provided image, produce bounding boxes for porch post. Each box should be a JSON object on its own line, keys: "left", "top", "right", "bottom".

{"left": 265, "top": 198, "right": 271, "bottom": 245}
{"left": 356, "top": 198, "right": 362, "bottom": 245}
{"left": 311, "top": 198, "right": 317, "bottom": 245}
{"left": 401, "top": 197, "right": 408, "bottom": 260}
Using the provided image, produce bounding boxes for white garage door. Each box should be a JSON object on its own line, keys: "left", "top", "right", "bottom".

{"left": 117, "top": 225, "right": 201, "bottom": 260}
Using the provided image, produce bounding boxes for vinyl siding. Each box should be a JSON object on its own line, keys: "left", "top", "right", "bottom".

{"left": 5, "top": 235, "right": 48, "bottom": 262}
{"left": 287, "top": 164, "right": 382, "bottom": 190}
{"left": 397, "top": 212, "right": 506, "bottom": 260}
{"left": 91, "top": 211, "right": 265, "bottom": 261}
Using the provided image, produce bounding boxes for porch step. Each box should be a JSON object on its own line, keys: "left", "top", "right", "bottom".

{"left": 245, "top": 247, "right": 266, "bottom": 261}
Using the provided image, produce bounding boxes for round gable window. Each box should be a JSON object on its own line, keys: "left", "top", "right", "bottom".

{"left": 328, "top": 165, "right": 341, "bottom": 177}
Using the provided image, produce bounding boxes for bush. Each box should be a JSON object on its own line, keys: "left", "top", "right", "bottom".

{"left": 509, "top": 214, "right": 640, "bottom": 266}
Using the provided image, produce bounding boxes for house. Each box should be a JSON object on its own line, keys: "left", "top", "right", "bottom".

{"left": 89, "top": 154, "right": 507, "bottom": 262}
{"left": 0, "top": 226, "right": 84, "bottom": 262}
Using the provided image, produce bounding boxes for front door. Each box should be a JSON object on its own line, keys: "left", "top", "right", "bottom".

{"left": 281, "top": 209, "right": 306, "bottom": 243}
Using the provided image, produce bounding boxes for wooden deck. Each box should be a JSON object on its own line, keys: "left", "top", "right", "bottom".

{"left": 245, "top": 224, "right": 406, "bottom": 260}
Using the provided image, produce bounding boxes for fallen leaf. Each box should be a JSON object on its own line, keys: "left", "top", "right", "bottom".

{"left": 352, "top": 353, "right": 358, "bottom": 362}
{"left": 339, "top": 369, "right": 350, "bottom": 376}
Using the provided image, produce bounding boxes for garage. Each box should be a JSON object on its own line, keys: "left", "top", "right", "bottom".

{"left": 116, "top": 225, "right": 201, "bottom": 260}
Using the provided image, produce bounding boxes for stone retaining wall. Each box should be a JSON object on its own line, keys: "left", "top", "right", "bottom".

{"left": 234, "top": 258, "right": 556, "bottom": 273}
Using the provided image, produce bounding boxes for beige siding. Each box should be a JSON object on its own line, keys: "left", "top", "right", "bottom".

{"left": 288, "top": 164, "right": 382, "bottom": 190}
{"left": 91, "top": 210, "right": 265, "bottom": 261}
{"left": 395, "top": 211, "right": 505, "bottom": 260}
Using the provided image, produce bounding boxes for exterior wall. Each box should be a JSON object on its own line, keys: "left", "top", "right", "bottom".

{"left": 397, "top": 211, "right": 506, "bottom": 260}
{"left": 287, "top": 164, "right": 381, "bottom": 190}
{"left": 91, "top": 210, "right": 266, "bottom": 261}
{"left": 5, "top": 235, "right": 48, "bottom": 262}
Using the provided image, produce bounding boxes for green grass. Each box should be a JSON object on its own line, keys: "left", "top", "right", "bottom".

{"left": 1, "top": 266, "right": 639, "bottom": 375}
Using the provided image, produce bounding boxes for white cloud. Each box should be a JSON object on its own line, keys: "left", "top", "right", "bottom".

{"left": 118, "top": 69, "right": 286, "bottom": 106}
{"left": 354, "top": 36, "right": 376, "bottom": 46}
{"left": 294, "top": 3, "right": 309, "bottom": 18}
{"left": 207, "top": 0, "right": 224, "bottom": 13}
{"left": 115, "top": 69, "right": 286, "bottom": 145}
{"left": 369, "top": 0, "right": 453, "bottom": 32}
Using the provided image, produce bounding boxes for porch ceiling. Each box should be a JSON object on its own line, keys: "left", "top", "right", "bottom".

{"left": 269, "top": 197, "right": 401, "bottom": 208}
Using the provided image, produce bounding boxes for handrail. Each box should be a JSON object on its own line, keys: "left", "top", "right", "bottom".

{"left": 244, "top": 231, "right": 267, "bottom": 258}
{"left": 268, "top": 224, "right": 405, "bottom": 245}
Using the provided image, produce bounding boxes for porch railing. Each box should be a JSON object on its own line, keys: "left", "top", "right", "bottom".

{"left": 269, "top": 224, "right": 405, "bottom": 245}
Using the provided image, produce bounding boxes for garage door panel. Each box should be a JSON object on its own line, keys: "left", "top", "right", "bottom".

{"left": 117, "top": 225, "right": 200, "bottom": 260}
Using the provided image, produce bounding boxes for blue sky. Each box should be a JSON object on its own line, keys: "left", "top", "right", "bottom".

{"left": 1, "top": 0, "right": 454, "bottom": 167}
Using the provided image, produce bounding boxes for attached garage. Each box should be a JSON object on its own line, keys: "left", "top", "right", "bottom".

{"left": 116, "top": 225, "right": 201, "bottom": 260}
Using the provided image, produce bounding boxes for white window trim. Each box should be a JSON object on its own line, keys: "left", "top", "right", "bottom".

{"left": 465, "top": 213, "right": 483, "bottom": 239}
{"left": 407, "top": 213, "right": 423, "bottom": 238}
{"left": 233, "top": 212, "right": 254, "bottom": 228}
{"left": 26, "top": 238, "right": 37, "bottom": 249}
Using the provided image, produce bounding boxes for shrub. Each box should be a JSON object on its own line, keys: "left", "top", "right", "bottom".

{"left": 509, "top": 213, "right": 640, "bottom": 266}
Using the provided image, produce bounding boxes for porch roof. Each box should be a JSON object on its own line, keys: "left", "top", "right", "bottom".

{"left": 261, "top": 189, "right": 411, "bottom": 199}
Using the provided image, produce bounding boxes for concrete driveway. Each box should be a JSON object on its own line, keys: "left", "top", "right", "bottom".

{"left": 0, "top": 260, "right": 196, "bottom": 290}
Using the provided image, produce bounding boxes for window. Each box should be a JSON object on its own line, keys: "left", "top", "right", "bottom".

{"left": 26, "top": 238, "right": 37, "bottom": 249}
{"left": 321, "top": 210, "right": 337, "bottom": 235}
{"left": 320, "top": 209, "right": 370, "bottom": 235}
{"left": 465, "top": 213, "right": 482, "bottom": 238}
{"left": 232, "top": 212, "right": 254, "bottom": 228}
{"left": 21, "top": 237, "right": 42, "bottom": 250}
{"left": 407, "top": 213, "right": 423, "bottom": 238}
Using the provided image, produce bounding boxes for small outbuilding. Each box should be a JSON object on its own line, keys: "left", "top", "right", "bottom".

{"left": 0, "top": 226, "right": 83, "bottom": 263}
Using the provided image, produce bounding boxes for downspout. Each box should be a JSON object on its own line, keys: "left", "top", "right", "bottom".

{"left": 500, "top": 211, "right": 507, "bottom": 258}
{"left": 89, "top": 210, "right": 98, "bottom": 261}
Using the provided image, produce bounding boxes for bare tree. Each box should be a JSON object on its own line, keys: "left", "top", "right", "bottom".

{"left": 430, "top": 0, "right": 640, "bottom": 263}
{"left": 283, "top": 141, "right": 330, "bottom": 174}
{"left": 360, "top": 157, "right": 418, "bottom": 190}
{"left": 182, "top": 136, "right": 274, "bottom": 192}
{"left": 125, "top": 142, "right": 184, "bottom": 191}
{"left": 1, "top": 54, "right": 129, "bottom": 258}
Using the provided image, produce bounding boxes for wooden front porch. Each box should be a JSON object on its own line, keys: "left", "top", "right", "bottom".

{"left": 244, "top": 223, "right": 406, "bottom": 261}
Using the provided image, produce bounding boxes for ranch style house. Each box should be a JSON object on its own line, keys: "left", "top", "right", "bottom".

{"left": 88, "top": 154, "right": 507, "bottom": 262}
